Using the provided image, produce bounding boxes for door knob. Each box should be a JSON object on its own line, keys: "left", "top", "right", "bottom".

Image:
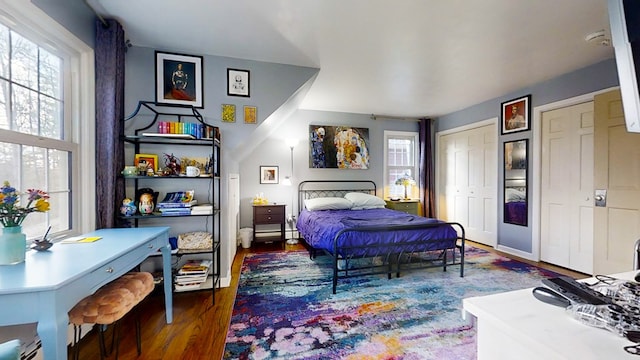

{"left": 594, "top": 189, "right": 607, "bottom": 207}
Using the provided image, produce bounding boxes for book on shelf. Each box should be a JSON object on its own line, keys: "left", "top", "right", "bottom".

{"left": 159, "top": 208, "right": 192, "bottom": 216}
{"left": 178, "top": 259, "right": 212, "bottom": 275}
{"left": 190, "top": 203, "right": 214, "bottom": 215}
{"left": 158, "top": 190, "right": 196, "bottom": 208}
{"left": 174, "top": 273, "right": 208, "bottom": 284}
{"left": 174, "top": 282, "right": 205, "bottom": 291}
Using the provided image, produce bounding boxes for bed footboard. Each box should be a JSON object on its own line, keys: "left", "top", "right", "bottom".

{"left": 328, "top": 222, "right": 465, "bottom": 294}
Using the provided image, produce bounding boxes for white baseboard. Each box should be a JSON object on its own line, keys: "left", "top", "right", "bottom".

{"left": 495, "top": 244, "right": 536, "bottom": 261}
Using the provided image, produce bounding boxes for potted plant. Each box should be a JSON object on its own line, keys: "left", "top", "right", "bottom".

{"left": 0, "top": 181, "right": 50, "bottom": 264}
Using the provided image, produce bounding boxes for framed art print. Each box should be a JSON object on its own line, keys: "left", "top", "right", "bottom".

{"left": 244, "top": 106, "right": 257, "bottom": 124}
{"left": 155, "top": 51, "right": 203, "bottom": 108}
{"left": 309, "top": 125, "right": 370, "bottom": 169}
{"left": 501, "top": 95, "right": 531, "bottom": 135}
{"left": 227, "top": 68, "right": 250, "bottom": 97}
{"left": 222, "top": 104, "right": 236, "bottom": 123}
{"left": 134, "top": 153, "right": 158, "bottom": 173}
{"left": 259, "top": 166, "right": 278, "bottom": 184}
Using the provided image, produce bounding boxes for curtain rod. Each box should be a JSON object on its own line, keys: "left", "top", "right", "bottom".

{"left": 370, "top": 114, "right": 422, "bottom": 122}
{"left": 84, "top": 0, "right": 108, "bottom": 28}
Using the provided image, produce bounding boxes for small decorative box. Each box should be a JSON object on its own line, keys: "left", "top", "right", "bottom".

{"left": 177, "top": 231, "right": 212, "bottom": 250}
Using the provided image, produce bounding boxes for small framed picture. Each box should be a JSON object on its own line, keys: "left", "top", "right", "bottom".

{"left": 134, "top": 153, "right": 158, "bottom": 173}
{"left": 227, "top": 68, "right": 250, "bottom": 97}
{"left": 222, "top": 104, "right": 236, "bottom": 122}
{"left": 501, "top": 95, "right": 531, "bottom": 135}
{"left": 244, "top": 106, "right": 257, "bottom": 124}
{"left": 259, "top": 165, "right": 278, "bottom": 184}
{"left": 155, "top": 51, "right": 203, "bottom": 108}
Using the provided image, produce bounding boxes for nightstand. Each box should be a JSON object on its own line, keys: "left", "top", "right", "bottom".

{"left": 252, "top": 204, "right": 286, "bottom": 247}
{"left": 385, "top": 199, "right": 420, "bottom": 215}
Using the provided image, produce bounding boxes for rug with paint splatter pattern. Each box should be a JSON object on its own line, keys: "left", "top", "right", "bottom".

{"left": 224, "top": 246, "right": 560, "bottom": 359}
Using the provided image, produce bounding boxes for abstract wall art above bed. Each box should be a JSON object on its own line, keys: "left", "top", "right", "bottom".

{"left": 309, "top": 125, "right": 370, "bottom": 169}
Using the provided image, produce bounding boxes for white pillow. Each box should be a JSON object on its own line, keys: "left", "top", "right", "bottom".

{"left": 344, "top": 192, "right": 386, "bottom": 210}
{"left": 304, "top": 197, "right": 353, "bottom": 211}
{"left": 505, "top": 188, "right": 525, "bottom": 201}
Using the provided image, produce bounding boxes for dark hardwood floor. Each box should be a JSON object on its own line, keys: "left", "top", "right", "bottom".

{"left": 70, "top": 240, "right": 587, "bottom": 359}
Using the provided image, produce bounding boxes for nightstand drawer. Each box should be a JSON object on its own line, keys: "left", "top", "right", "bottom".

{"left": 254, "top": 206, "right": 284, "bottom": 217}
{"left": 254, "top": 213, "right": 284, "bottom": 224}
{"left": 385, "top": 200, "right": 420, "bottom": 215}
{"left": 394, "top": 203, "right": 415, "bottom": 211}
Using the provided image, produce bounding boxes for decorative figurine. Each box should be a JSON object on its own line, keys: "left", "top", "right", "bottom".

{"left": 32, "top": 225, "right": 53, "bottom": 251}
{"left": 137, "top": 188, "right": 157, "bottom": 215}
{"left": 163, "top": 153, "right": 181, "bottom": 176}
{"left": 120, "top": 198, "right": 137, "bottom": 216}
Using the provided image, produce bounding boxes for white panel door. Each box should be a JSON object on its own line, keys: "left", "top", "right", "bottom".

{"left": 540, "top": 102, "right": 594, "bottom": 273}
{"left": 439, "top": 124, "right": 496, "bottom": 246}
{"left": 594, "top": 90, "right": 640, "bottom": 274}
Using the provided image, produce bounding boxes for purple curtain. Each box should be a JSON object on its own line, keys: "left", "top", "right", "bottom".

{"left": 95, "top": 19, "right": 125, "bottom": 229}
{"left": 419, "top": 118, "right": 436, "bottom": 218}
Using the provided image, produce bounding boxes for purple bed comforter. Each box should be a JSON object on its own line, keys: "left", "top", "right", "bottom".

{"left": 296, "top": 208, "right": 457, "bottom": 256}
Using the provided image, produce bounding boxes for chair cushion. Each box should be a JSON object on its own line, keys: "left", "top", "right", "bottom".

{"left": 68, "top": 272, "right": 154, "bottom": 325}
{"left": 106, "top": 272, "right": 154, "bottom": 301}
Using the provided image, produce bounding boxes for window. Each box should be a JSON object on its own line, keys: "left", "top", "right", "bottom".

{"left": 384, "top": 131, "right": 419, "bottom": 199}
{"left": 0, "top": 1, "right": 95, "bottom": 240}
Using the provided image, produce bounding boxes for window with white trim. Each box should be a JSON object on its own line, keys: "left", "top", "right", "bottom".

{"left": 0, "top": 2, "right": 94, "bottom": 240}
{"left": 384, "top": 131, "right": 419, "bottom": 200}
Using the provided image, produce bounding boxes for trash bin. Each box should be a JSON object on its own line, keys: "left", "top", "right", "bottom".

{"left": 239, "top": 228, "right": 252, "bottom": 249}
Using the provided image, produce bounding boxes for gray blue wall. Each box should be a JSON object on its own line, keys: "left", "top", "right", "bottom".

{"left": 435, "top": 58, "right": 619, "bottom": 253}
{"left": 31, "top": 2, "right": 622, "bottom": 257}
{"left": 33, "top": 0, "right": 95, "bottom": 47}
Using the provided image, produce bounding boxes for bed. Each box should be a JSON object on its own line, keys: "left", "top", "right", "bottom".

{"left": 296, "top": 180, "right": 465, "bottom": 293}
{"left": 504, "top": 187, "right": 527, "bottom": 225}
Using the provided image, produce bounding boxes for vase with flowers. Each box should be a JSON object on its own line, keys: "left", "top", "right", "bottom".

{"left": 0, "top": 181, "right": 50, "bottom": 265}
{"left": 395, "top": 174, "right": 416, "bottom": 200}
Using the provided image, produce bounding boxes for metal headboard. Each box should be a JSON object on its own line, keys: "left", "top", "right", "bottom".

{"left": 298, "top": 180, "right": 377, "bottom": 215}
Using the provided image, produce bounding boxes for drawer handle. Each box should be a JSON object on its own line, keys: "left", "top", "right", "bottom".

{"left": 267, "top": 216, "right": 272, "bottom": 220}
{"left": 267, "top": 209, "right": 272, "bottom": 213}
{"left": 105, "top": 267, "right": 114, "bottom": 273}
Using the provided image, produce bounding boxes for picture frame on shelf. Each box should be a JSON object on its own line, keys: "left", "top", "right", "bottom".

{"left": 501, "top": 95, "right": 531, "bottom": 135}
{"left": 259, "top": 166, "right": 278, "bottom": 184}
{"left": 155, "top": 51, "right": 204, "bottom": 108}
{"left": 227, "top": 68, "right": 250, "bottom": 97}
{"left": 244, "top": 106, "right": 257, "bottom": 124}
{"left": 134, "top": 153, "right": 158, "bottom": 173}
{"left": 222, "top": 104, "right": 236, "bottom": 122}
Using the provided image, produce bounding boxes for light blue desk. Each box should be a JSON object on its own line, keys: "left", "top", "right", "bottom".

{"left": 0, "top": 227, "right": 173, "bottom": 359}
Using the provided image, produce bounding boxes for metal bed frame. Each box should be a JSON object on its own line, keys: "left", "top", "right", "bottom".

{"left": 298, "top": 180, "right": 465, "bottom": 293}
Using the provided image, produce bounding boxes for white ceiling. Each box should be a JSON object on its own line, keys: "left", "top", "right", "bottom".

{"left": 91, "top": 0, "right": 614, "bottom": 118}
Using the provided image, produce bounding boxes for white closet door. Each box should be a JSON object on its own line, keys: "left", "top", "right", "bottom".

{"left": 439, "top": 124, "right": 496, "bottom": 246}
{"left": 540, "top": 102, "right": 594, "bottom": 274}
{"left": 594, "top": 90, "right": 640, "bottom": 274}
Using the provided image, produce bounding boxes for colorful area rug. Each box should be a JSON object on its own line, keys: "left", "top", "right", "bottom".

{"left": 224, "top": 246, "right": 560, "bottom": 359}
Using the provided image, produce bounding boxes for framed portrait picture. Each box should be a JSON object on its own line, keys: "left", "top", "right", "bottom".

{"left": 155, "top": 51, "right": 203, "bottom": 108}
{"left": 501, "top": 95, "right": 531, "bottom": 135}
{"left": 222, "top": 104, "right": 236, "bottom": 123}
{"left": 134, "top": 153, "right": 158, "bottom": 173}
{"left": 244, "top": 106, "right": 257, "bottom": 124}
{"left": 227, "top": 68, "right": 250, "bottom": 97}
{"left": 259, "top": 165, "right": 278, "bottom": 184}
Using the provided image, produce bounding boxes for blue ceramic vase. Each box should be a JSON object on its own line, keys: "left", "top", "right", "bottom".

{"left": 0, "top": 226, "right": 27, "bottom": 265}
